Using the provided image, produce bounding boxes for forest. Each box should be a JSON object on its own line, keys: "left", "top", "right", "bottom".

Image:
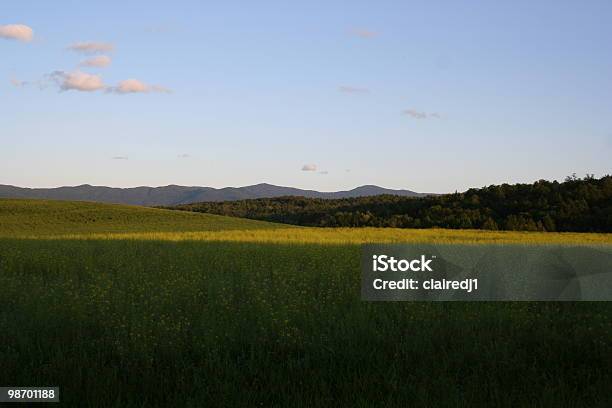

{"left": 167, "top": 175, "right": 612, "bottom": 232}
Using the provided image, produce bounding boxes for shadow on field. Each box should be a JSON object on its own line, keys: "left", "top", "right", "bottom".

{"left": 0, "top": 239, "right": 611, "bottom": 407}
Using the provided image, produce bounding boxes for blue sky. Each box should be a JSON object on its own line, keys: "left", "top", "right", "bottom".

{"left": 1, "top": 1, "right": 611, "bottom": 193}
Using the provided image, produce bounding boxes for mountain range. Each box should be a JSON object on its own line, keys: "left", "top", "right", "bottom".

{"left": 0, "top": 183, "right": 428, "bottom": 206}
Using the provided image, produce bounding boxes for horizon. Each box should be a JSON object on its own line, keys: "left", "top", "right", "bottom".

{"left": 2, "top": 1, "right": 611, "bottom": 192}
{"left": 2, "top": 173, "right": 603, "bottom": 195}
{"left": 0, "top": 181, "right": 421, "bottom": 192}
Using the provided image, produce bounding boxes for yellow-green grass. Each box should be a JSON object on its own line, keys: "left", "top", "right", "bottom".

{"left": 2, "top": 199, "right": 611, "bottom": 245}
{"left": 39, "top": 228, "right": 612, "bottom": 246}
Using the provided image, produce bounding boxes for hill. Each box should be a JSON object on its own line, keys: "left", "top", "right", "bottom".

{"left": 168, "top": 175, "right": 612, "bottom": 233}
{"left": 0, "top": 183, "right": 426, "bottom": 206}
{"left": 3, "top": 199, "right": 612, "bottom": 246}
{"left": 0, "top": 199, "right": 282, "bottom": 237}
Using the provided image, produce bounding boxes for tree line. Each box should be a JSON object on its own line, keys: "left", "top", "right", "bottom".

{"left": 166, "top": 175, "right": 612, "bottom": 232}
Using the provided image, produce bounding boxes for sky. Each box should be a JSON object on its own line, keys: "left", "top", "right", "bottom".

{"left": 1, "top": 1, "right": 611, "bottom": 193}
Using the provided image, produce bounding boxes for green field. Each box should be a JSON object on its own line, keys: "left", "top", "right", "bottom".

{"left": 1, "top": 199, "right": 611, "bottom": 407}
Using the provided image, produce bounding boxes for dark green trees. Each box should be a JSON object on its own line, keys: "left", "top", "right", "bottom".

{"left": 168, "top": 175, "right": 612, "bottom": 233}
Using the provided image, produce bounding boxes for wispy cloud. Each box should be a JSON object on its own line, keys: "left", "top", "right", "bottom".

{"left": 403, "top": 109, "right": 427, "bottom": 119}
{"left": 338, "top": 85, "right": 370, "bottom": 94}
{"left": 0, "top": 24, "right": 33, "bottom": 42}
{"left": 177, "top": 153, "right": 190, "bottom": 159}
{"left": 301, "top": 164, "right": 317, "bottom": 172}
{"left": 112, "top": 156, "right": 128, "bottom": 160}
{"left": 49, "top": 71, "right": 105, "bottom": 92}
{"left": 10, "top": 77, "right": 48, "bottom": 90}
{"left": 80, "top": 55, "right": 112, "bottom": 68}
{"left": 10, "top": 78, "right": 27, "bottom": 87}
{"left": 351, "top": 28, "right": 378, "bottom": 38}
{"left": 402, "top": 109, "right": 441, "bottom": 119}
{"left": 68, "top": 42, "right": 114, "bottom": 55}
{"left": 108, "top": 79, "right": 171, "bottom": 94}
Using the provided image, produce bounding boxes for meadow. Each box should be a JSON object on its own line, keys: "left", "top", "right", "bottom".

{"left": 1, "top": 199, "right": 611, "bottom": 407}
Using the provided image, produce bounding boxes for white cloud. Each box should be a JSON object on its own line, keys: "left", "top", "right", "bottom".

{"left": 80, "top": 55, "right": 112, "bottom": 68}
{"left": 68, "top": 42, "right": 114, "bottom": 54}
{"left": 43, "top": 72, "right": 169, "bottom": 95}
{"left": 338, "top": 85, "right": 370, "bottom": 94}
{"left": 109, "top": 79, "right": 171, "bottom": 94}
{"left": 115, "top": 79, "right": 147, "bottom": 93}
{"left": 50, "top": 71, "right": 105, "bottom": 92}
{"left": 302, "top": 164, "right": 317, "bottom": 171}
{"left": 0, "top": 24, "right": 33, "bottom": 42}
{"left": 402, "top": 109, "right": 441, "bottom": 119}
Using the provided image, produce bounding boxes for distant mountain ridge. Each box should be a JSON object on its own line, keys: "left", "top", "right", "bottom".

{"left": 0, "top": 183, "right": 428, "bottom": 206}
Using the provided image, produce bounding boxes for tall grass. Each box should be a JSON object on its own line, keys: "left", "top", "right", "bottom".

{"left": 1, "top": 239, "right": 611, "bottom": 407}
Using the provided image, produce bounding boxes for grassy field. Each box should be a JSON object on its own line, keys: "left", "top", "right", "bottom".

{"left": 3, "top": 199, "right": 612, "bottom": 245}
{"left": 0, "top": 199, "right": 283, "bottom": 236}
{"left": 1, "top": 199, "right": 611, "bottom": 407}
